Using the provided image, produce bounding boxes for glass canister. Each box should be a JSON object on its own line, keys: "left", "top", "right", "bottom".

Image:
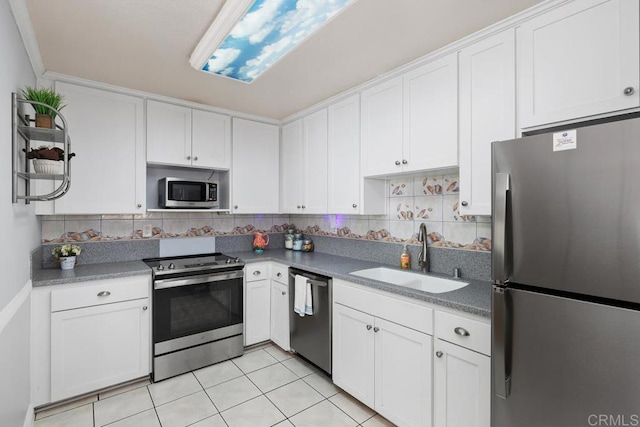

{"left": 292, "top": 233, "right": 304, "bottom": 251}
{"left": 284, "top": 229, "right": 295, "bottom": 250}
{"left": 302, "top": 239, "right": 314, "bottom": 252}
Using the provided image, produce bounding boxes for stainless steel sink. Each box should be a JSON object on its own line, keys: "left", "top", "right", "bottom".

{"left": 349, "top": 267, "right": 469, "bottom": 294}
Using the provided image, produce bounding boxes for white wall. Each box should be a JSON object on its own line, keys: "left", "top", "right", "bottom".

{"left": 0, "top": 0, "right": 40, "bottom": 424}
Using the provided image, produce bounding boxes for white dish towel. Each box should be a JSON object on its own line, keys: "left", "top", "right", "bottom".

{"left": 294, "top": 274, "right": 314, "bottom": 317}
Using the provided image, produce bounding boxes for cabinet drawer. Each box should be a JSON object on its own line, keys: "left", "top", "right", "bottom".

{"left": 270, "top": 263, "right": 289, "bottom": 284}
{"left": 334, "top": 279, "right": 433, "bottom": 335}
{"left": 51, "top": 276, "right": 150, "bottom": 312}
{"left": 245, "top": 263, "right": 269, "bottom": 282}
{"left": 435, "top": 310, "right": 490, "bottom": 356}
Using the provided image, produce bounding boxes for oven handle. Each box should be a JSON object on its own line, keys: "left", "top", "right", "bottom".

{"left": 154, "top": 270, "right": 244, "bottom": 290}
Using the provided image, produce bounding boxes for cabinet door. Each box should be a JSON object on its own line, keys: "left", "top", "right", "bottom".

{"left": 50, "top": 298, "right": 150, "bottom": 401}
{"left": 146, "top": 100, "right": 192, "bottom": 166}
{"left": 403, "top": 53, "right": 458, "bottom": 172}
{"left": 328, "top": 95, "right": 362, "bottom": 214}
{"left": 434, "top": 339, "right": 490, "bottom": 427}
{"left": 232, "top": 118, "right": 280, "bottom": 213}
{"left": 361, "top": 77, "right": 403, "bottom": 177}
{"left": 53, "top": 82, "right": 145, "bottom": 214}
{"left": 302, "top": 109, "right": 328, "bottom": 213}
{"left": 192, "top": 109, "right": 231, "bottom": 169}
{"left": 519, "top": 0, "right": 640, "bottom": 127}
{"left": 270, "top": 280, "right": 290, "bottom": 351}
{"left": 374, "top": 317, "right": 433, "bottom": 427}
{"left": 280, "top": 119, "right": 304, "bottom": 213}
{"left": 332, "top": 303, "right": 375, "bottom": 408}
{"left": 245, "top": 279, "right": 271, "bottom": 346}
{"left": 459, "top": 29, "right": 515, "bottom": 216}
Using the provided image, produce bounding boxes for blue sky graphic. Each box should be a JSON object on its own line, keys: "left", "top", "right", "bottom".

{"left": 202, "top": 0, "right": 352, "bottom": 83}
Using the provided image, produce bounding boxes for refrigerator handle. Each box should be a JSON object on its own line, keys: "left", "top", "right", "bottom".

{"left": 492, "top": 172, "right": 510, "bottom": 284}
{"left": 493, "top": 285, "right": 512, "bottom": 399}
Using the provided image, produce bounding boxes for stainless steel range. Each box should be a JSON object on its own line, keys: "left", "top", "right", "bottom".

{"left": 144, "top": 253, "right": 244, "bottom": 382}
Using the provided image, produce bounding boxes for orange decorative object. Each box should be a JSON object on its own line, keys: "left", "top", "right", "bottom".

{"left": 253, "top": 232, "right": 270, "bottom": 249}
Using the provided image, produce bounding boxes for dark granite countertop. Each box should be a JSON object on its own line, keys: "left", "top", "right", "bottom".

{"left": 226, "top": 249, "right": 491, "bottom": 318}
{"left": 32, "top": 261, "right": 151, "bottom": 287}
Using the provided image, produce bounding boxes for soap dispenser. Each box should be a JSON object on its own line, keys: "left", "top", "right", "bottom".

{"left": 400, "top": 244, "right": 411, "bottom": 270}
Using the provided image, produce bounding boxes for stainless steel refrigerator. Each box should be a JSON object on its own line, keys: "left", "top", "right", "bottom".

{"left": 491, "top": 116, "right": 640, "bottom": 427}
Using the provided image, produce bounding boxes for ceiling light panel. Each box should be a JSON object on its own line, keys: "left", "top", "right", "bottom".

{"left": 196, "top": 0, "right": 355, "bottom": 83}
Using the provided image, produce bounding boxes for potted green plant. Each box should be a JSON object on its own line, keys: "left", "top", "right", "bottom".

{"left": 51, "top": 244, "right": 82, "bottom": 270}
{"left": 21, "top": 86, "right": 65, "bottom": 129}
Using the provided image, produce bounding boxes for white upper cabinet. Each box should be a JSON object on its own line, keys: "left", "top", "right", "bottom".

{"left": 147, "top": 100, "right": 231, "bottom": 169}
{"left": 361, "top": 77, "right": 403, "bottom": 177}
{"left": 459, "top": 29, "right": 516, "bottom": 216}
{"left": 280, "top": 119, "right": 304, "bottom": 213}
{"left": 328, "top": 95, "right": 386, "bottom": 215}
{"left": 280, "top": 109, "right": 328, "bottom": 214}
{"left": 361, "top": 52, "right": 458, "bottom": 177}
{"left": 402, "top": 53, "right": 458, "bottom": 173}
{"left": 49, "top": 82, "right": 145, "bottom": 214}
{"left": 518, "top": 0, "right": 640, "bottom": 128}
{"left": 232, "top": 118, "right": 280, "bottom": 214}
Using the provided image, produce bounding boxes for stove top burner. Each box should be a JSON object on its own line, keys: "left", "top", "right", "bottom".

{"left": 143, "top": 252, "right": 244, "bottom": 277}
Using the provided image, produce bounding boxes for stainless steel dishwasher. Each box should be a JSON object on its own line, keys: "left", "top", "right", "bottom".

{"left": 289, "top": 268, "right": 332, "bottom": 375}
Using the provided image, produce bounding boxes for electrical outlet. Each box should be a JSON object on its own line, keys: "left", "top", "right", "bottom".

{"left": 142, "top": 224, "right": 152, "bottom": 238}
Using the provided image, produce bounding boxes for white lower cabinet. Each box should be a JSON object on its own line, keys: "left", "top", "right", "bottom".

{"left": 433, "top": 339, "right": 490, "bottom": 427}
{"left": 39, "top": 276, "right": 151, "bottom": 404}
{"left": 333, "top": 280, "right": 433, "bottom": 427}
{"left": 270, "top": 263, "right": 290, "bottom": 351}
{"left": 244, "top": 263, "right": 271, "bottom": 346}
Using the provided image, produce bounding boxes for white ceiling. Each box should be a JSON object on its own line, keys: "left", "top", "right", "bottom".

{"left": 26, "top": 0, "right": 544, "bottom": 120}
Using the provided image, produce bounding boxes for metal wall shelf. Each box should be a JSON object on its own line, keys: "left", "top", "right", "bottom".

{"left": 12, "top": 92, "right": 72, "bottom": 203}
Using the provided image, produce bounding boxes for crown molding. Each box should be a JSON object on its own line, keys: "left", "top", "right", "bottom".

{"left": 189, "top": 0, "right": 254, "bottom": 71}
{"left": 8, "top": 0, "right": 45, "bottom": 77}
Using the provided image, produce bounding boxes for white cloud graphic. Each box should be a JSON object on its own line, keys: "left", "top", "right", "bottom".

{"left": 207, "top": 47, "right": 241, "bottom": 72}
{"left": 231, "top": 0, "right": 283, "bottom": 44}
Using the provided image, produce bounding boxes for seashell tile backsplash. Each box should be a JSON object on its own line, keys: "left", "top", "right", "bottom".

{"left": 41, "top": 174, "right": 491, "bottom": 252}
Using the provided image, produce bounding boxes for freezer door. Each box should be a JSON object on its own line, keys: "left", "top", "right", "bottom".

{"left": 492, "top": 287, "right": 640, "bottom": 427}
{"left": 492, "top": 116, "right": 640, "bottom": 303}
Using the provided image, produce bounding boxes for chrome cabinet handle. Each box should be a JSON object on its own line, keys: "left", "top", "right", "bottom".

{"left": 281, "top": 291, "right": 286, "bottom": 296}
{"left": 253, "top": 271, "right": 261, "bottom": 276}
{"left": 297, "top": 205, "right": 301, "bottom": 209}
{"left": 373, "top": 326, "right": 380, "bottom": 333}
{"left": 624, "top": 86, "right": 635, "bottom": 96}
{"left": 234, "top": 205, "right": 238, "bottom": 209}
{"left": 301, "top": 205, "right": 306, "bottom": 209}
{"left": 352, "top": 204, "right": 357, "bottom": 208}
{"left": 193, "top": 156, "right": 198, "bottom": 161}
{"left": 276, "top": 272, "right": 282, "bottom": 277}
{"left": 402, "top": 159, "right": 408, "bottom": 165}
{"left": 137, "top": 203, "right": 142, "bottom": 208}
{"left": 366, "top": 324, "right": 372, "bottom": 330}
{"left": 186, "top": 155, "right": 191, "bottom": 160}
{"left": 142, "top": 306, "right": 148, "bottom": 310}
{"left": 436, "top": 351, "right": 443, "bottom": 358}
{"left": 97, "top": 291, "right": 111, "bottom": 297}
{"left": 454, "top": 327, "right": 470, "bottom": 337}
{"left": 395, "top": 160, "right": 401, "bottom": 165}
{"left": 461, "top": 201, "right": 468, "bottom": 207}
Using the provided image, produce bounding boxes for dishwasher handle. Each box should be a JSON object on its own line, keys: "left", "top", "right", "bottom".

{"left": 289, "top": 272, "right": 328, "bottom": 287}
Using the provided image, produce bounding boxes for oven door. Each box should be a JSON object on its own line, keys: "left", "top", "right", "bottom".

{"left": 153, "top": 270, "right": 243, "bottom": 355}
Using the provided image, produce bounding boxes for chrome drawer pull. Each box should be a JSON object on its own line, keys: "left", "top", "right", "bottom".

{"left": 436, "top": 351, "right": 443, "bottom": 358}
{"left": 253, "top": 271, "right": 261, "bottom": 276}
{"left": 366, "top": 324, "right": 372, "bottom": 330}
{"left": 373, "top": 326, "right": 380, "bottom": 333}
{"left": 277, "top": 272, "right": 282, "bottom": 277}
{"left": 454, "top": 327, "right": 470, "bottom": 337}
{"left": 97, "top": 291, "right": 111, "bottom": 297}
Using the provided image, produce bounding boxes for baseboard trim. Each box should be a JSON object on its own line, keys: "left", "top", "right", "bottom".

{"left": 0, "top": 280, "right": 31, "bottom": 336}
{"left": 22, "top": 404, "right": 34, "bottom": 427}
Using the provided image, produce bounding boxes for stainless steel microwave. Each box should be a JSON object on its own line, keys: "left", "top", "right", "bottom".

{"left": 158, "top": 177, "right": 218, "bottom": 209}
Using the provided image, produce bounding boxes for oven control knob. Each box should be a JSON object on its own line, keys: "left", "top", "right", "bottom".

{"left": 234, "top": 257, "right": 240, "bottom": 263}
{"left": 168, "top": 263, "right": 175, "bottom": 270}
{"left": 226, "top": 259, "right": 232, "bottom": 264}
{"left": 157, "top": 264, "right": 164, "bottom": 271}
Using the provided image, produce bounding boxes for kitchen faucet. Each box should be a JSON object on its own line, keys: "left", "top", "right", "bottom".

{"left": 418, "top": 223, "right": 429, "bottom": 273}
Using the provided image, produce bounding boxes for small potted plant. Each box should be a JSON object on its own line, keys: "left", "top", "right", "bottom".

{"left": 21, "top": 86, "right": 66, "bottom": 129}
{"left": 52, "top": 244, "right": 82, "bottom": 270}
{"left": 23, "top": 146, "right": 75, "bottom": 174}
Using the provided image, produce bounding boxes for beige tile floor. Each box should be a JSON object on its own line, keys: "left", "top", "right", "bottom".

{"left": 34, "top": 343, "right": 395, "bottom": 427}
